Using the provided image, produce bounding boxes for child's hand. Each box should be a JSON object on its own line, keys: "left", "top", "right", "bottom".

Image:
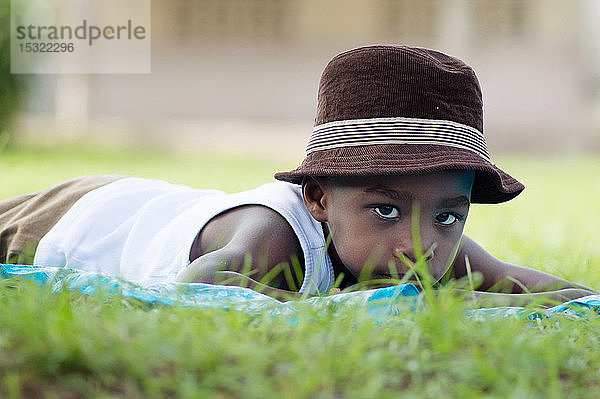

{"left": 459, "top": 288, "right": 598, "bottom": 308}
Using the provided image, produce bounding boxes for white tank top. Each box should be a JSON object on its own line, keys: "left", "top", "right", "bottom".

{"left": 34, "top": 178, "right": 335, "bottom": 294}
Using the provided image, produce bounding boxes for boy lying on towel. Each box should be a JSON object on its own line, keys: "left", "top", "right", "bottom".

{"left": 1, "top": 45, "right": 596, "bottom": 304}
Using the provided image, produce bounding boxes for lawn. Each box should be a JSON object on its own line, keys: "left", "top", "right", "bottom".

{"left": 1, "top": 142, "right": 600, "bottom": 398}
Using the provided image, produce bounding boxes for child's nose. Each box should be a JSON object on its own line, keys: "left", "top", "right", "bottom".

{"left": 394, "top": 247, "right": 434, "bottom": 264}
{"left": 393, "top": 232, "right": 435, "bottom": 264}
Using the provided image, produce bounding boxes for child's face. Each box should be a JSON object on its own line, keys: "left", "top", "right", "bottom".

{"left": 304, "top": 170, "right": 475, "bottom": 283}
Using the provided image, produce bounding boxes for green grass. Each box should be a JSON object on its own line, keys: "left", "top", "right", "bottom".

{"left": 0, "top": 141, "right": 299, "bottom": 196}
{"left": 1, "top": 142, "right": 600, "bottom": 398}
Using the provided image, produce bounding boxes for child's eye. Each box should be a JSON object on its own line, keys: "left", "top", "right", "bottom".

{"left": 436, "top": 213, "right": 458, "bottom": 226}
{"left": 374, "top": 205, "right": 400, "bottom": 219}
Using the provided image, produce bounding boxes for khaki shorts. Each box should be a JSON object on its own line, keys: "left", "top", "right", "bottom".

{"left": 0, "top": 175, "right": 125, "bottom": 264}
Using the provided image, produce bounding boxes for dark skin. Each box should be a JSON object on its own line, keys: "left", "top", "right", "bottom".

{"left": 176, "top": 171, "right": 597, "bottom": 305}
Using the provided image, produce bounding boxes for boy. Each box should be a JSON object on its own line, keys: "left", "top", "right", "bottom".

{"left": 0, "top": 45, "right": 595, "bottom": 304}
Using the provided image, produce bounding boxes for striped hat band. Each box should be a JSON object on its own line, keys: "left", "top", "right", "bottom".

{"left": 306, "top": 116, "right": 490, "bottom": 161}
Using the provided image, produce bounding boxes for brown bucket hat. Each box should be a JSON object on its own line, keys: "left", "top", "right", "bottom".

{"left": 274, "top": 45, "right": 524, "bottom": 204}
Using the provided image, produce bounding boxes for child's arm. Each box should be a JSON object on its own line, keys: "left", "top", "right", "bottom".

{"left": 176, "top": 253, "right": 303, "bottom": 302}
{"left": 453, "top": 235, "right": 597, "bottom": 295}
{"left": 175, "top": 208, "right": 305, "bottom": 301}
{"left": 458, "top": 288, "right": 596, "bottom": 307}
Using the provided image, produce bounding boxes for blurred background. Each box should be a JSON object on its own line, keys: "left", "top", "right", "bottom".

{"left": 2, "top": 0, "right": 600, "bottom": 158}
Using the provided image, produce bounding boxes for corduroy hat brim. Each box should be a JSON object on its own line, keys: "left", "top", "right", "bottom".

{"left": 274, "top": 45, "right": 524, "bottom": 204}
{"left": 274, "top": 143, "right": 524, "bottom": 204}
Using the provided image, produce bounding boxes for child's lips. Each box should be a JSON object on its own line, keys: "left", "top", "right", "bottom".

{"left": 372, "top": 272, "right": 405, "bottom": 281}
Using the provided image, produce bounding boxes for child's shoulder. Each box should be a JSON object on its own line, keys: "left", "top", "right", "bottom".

{"left": 192, "top": 204, "right": 304, "bottom": 269}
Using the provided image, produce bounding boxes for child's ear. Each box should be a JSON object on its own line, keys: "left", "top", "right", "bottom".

{"left": 302, "top": 177, "right": 329, "bottom": 222}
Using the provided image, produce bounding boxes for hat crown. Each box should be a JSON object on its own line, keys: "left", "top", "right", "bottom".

{"left": 315, "top": 45, "right": 483, "bottom": 132}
